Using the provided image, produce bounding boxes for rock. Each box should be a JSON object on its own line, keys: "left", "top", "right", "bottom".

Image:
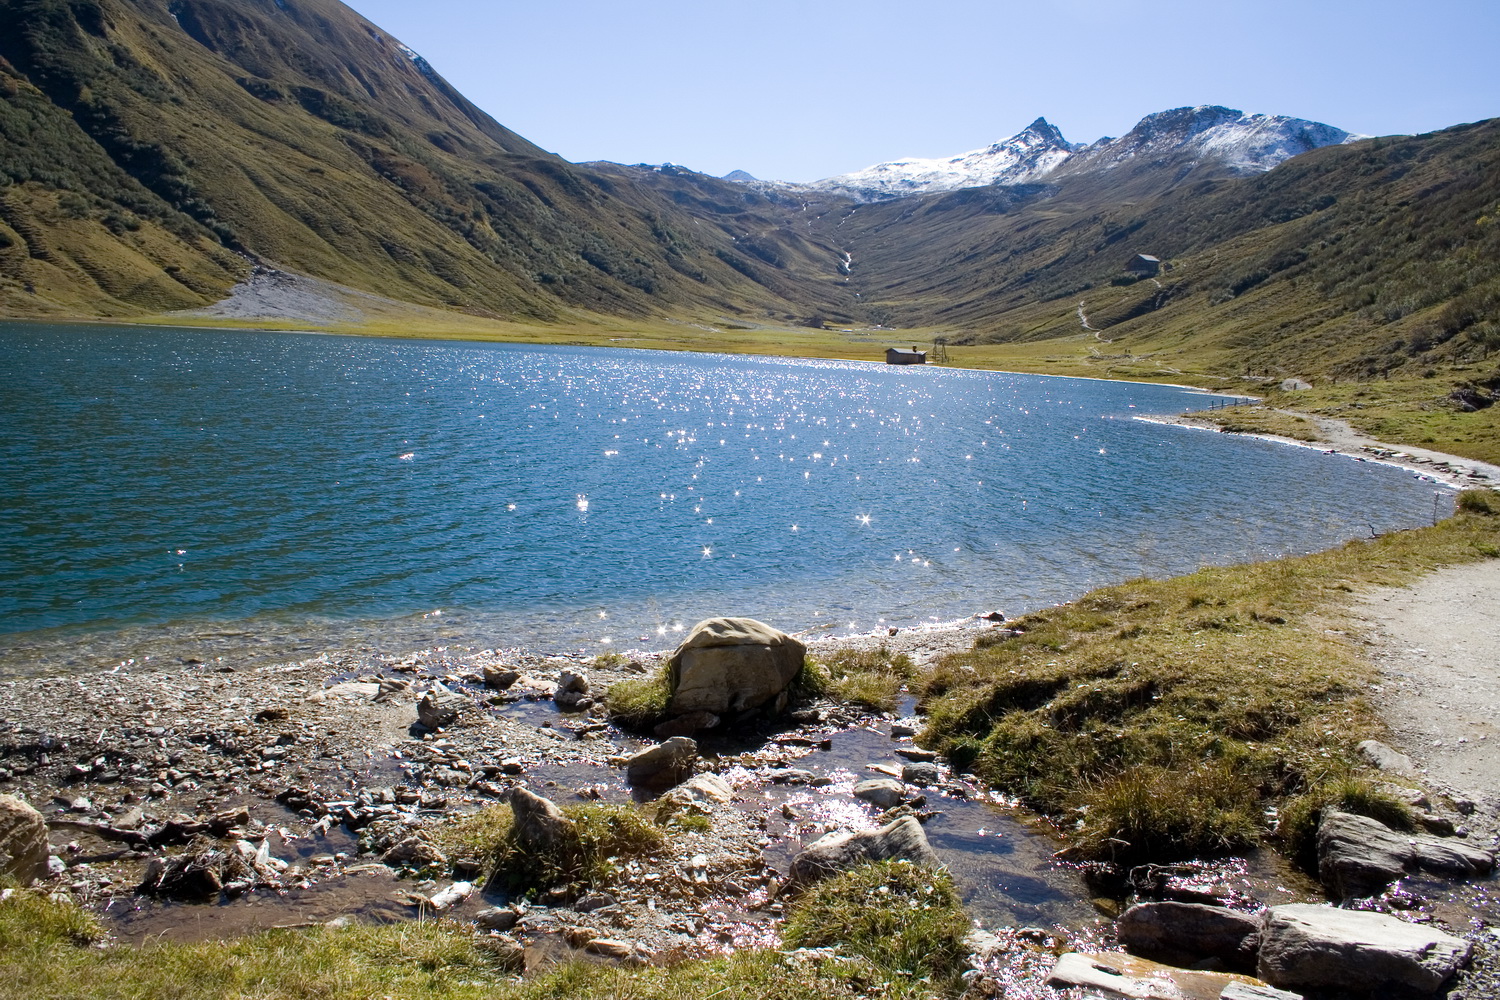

{"left": 507, "top": 787, "right": 576, "bottom": 851}
{"left": 483, "top": 665, "right": 521, "bottom": 690}
{"left": 1356, "top": 739, "right": 1416, "bottom": 776}
{"left": 574, "top": 891, "right": 617, "bottom": 913}
{"left": 1046, "top": 951, "right": 1262, "bottom": 1000}
{"left": 665, "top": 617, "right": 806, "bottom": 716}
{"left": 427, "top": 881, "right": 473, "bottom": 910}
{"left": 901, "top": 762, "right": 940, "bottom": 786}
{"left": 1258, "top": 903, "right": 1471, "bottom": 994}
{"left": 1317, "top": 810, "right": 1495, "bottom": 898}
{"left": 584, "top": 938, "right": 637, "bottom": 961}
{"left": 852, "top": 777, "right": 906, "bottom": 809}
{"left": 416, "top": 684, "right": 466, "bottom": 730}
{"left": 476, "top": 933, "right": 525, "bottom": 969}
{"left": 475, "top": 905, "right": 520, "bottom": 931}
{"left": 657, "top": 773, "right": 734, "bottom": 817}
{"left": 894, "top": 747, "right": 938, "bottom": 763}
{"left": 789, "top": 815, "right": 940, "bottom": 885}
{"left": 555, "top": 671, "right": 592, "bottom": 711}
{"left": 624, "top": 737, "right": 698, "bottom": 789}
{"left": 381, "top": 836, "right": 447, "bottom": 870}
{"left": 976, "top": 610, "right": 1006, "bottom": 622}
{"left": 652, "top": 711, "right": 719, "bottom": 740}
{"left": 1219, "top": 984, "right": 1303, "bottom": 1000}
{"left": 1117, "top": 901, "right": 1261, "bottom": 972}
{"left": 0, "top": 794, "right": 49, "bottom": 884}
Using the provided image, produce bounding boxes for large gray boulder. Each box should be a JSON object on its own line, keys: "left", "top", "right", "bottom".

{"left": 789, "top": 815, "right": 940, "bottom": 885}
{"left": 666, "top": 617, "right": 805, "bottom": 716}
{"left": 0, "top": 794, "right": 49, "bottom": 884}
{"left": 1257, "top": 903, "right": 1471, "bottom": 994}
{"left": 1117, "top": 901, "right": 1261, "bottom": 972}
{"left": 1317, "top": 810, "right": 1494, "bottom": 898}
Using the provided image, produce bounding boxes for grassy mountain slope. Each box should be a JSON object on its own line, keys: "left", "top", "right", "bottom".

{"left": 0, "top": 0, "right": 851, "bottom": 322}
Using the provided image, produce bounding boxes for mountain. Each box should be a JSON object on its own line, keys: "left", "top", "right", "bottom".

{"left": 794, "top": 106, "right": 1362, "bottom": 203}
{"left": 806, "top": 117, "right": 1077, "bottom": 201}
{"left": 0, "top": 0, "right": 846, "bottom": 320}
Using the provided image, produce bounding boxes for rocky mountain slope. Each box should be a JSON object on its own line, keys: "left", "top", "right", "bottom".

{"left": 0, "top": 0, "right": 849, "bottom": 321}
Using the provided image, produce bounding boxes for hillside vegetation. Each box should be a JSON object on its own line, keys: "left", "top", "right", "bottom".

{"left": 0, "top": 0, "right": 1497, "bottom": 461}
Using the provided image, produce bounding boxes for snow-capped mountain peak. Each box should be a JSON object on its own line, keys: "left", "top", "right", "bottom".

{"left": 798, "top": 106, "right": 1364, "bottom": 203}
{"left": 807, "top": 116, "right": 1078, "bottom": 202}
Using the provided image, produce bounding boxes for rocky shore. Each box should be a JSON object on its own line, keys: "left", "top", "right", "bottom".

{"left": 3, "top": 603, "right": 1500, "bottom": 998}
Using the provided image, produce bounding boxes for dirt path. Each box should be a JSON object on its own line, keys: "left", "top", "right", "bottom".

{"left": 1350, "top": 559, "right": 1500, "bottom": 807}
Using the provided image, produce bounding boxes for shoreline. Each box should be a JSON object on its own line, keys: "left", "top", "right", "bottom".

{"left": 1136, "top": 412, "right": 1499, "bottom": 491}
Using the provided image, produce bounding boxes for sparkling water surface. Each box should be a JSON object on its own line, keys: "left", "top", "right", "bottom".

{"left": 0, "top": 323, "right": 1447, "bottom": 674}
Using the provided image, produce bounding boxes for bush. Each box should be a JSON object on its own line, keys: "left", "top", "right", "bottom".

{"left": 783, "top": 861, "right": 970, "bottom": 988}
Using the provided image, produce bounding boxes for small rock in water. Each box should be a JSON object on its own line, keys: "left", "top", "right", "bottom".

{"left": 853, "top": 777, "right": 906, "bottom": 809}
{"left": 901, "top": 762, "right": 940, "bottom": 786}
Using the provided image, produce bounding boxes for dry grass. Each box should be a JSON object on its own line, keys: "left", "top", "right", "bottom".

{"left": 919, "top": 491, "right": 1500, "bottom": 863}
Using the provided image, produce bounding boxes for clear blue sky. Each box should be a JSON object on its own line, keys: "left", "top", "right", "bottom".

{"left": 346, "top": 0, "right": 1498, "bottom": 182}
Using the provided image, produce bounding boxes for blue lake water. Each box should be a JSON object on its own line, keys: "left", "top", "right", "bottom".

{"left": 0, "top": 322, "right": 1449, "bottom": 674}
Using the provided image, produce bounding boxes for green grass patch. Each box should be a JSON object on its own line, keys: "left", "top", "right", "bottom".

{"left": 810, "top": 647, "right": 917, "bottom": 712}
{"left": 447, "top": 801, "right": 664, "bottom": 896}
{"left": 0, "top": 886, "right": 886, "bottom": 1000}
{"left": 919, "top": 495, "right": 1500, "bottom": 864}
{"left": 1192, "top": 405, "right": 1324, "bottom": 443}
{"left": 783, "top": 861, "right": 971, "bottom": 994}
{"left": 603, "top": 671, "right": 672, "bottom": 729}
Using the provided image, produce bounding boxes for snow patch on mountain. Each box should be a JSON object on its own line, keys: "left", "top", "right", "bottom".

{"left": 395, "top": 43, "right": 441, "bottom": 84}
{"left": 794, "top": 106, "right": 1364, "bottom": 203}
{"left": 809, "top": 118, "right": 1076, "bottom": 201}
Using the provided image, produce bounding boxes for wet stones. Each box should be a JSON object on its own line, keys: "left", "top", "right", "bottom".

{"left": 1258, "top": 903, "right": 1472, "bottom": 994}
{"left": 0, "top": 794, "right": 49, "bottom": 884}
{"left": 416, "top": 683, "right": 467, "bottom": 730}
{"left": 381, "top": 835, "right": 447, "bottom": 870}
{"left": 789, "top": 814, "right": 940, "bottom": 885}
{"left": 624, "top": 737, "right": 698, "bottom": 790}
{"left": 1117, "top": 901, "right": 1261, "bottom": 972}
{"left": 852, "top": 777, "right": 906, "bottom": 809}
{"left": 1316, "top": 810, "right": 1494, "bottom": 898}
{"left": 665, "top": 617, "right": 806, "bottom": 717}
{"left": 554, "top": 671, "right": 593, "bottom": 712}
{"left": 900, "top": 761, "right": 940, "bottom": 786}
{"left": 483, "top": 665, "right": 521, "bottom": 691}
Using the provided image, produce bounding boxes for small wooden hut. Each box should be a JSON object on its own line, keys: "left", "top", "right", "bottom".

{"left": 885, "top": 346, "right": 927, "bottom": 365}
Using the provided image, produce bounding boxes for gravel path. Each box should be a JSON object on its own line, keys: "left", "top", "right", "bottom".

{"left": 1352, "top": 559, "right": 1500, "bottom": 808}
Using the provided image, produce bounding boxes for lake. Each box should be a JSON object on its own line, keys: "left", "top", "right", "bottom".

{"left": 0, "top": 322, "right": 1448, "bottom": 675}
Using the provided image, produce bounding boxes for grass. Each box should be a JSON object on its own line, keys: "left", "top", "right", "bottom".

{"left": 783, "top": 861, "right": 971, "bottom": 995}
{"left": 1190, "top": 405, "right": 1324, "bottom": 443}
{"left": 441, "top": 801, "right": 664, "bottom": 896}
{"left": 0, "top": 885, "right": 890, "bottom": 1000}
{"left": 808, "top": 647, "right": 917, "bottom": 713}
{"left": 918, "top": 491, "right": 1500, "bottom": 865}
{"left": 603, "top": 671, "right": 672, "bottom": 729}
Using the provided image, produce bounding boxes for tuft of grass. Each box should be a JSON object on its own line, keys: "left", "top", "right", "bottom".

{"left": 603, "top": 671, "right": 672, "bottom": 729}
{"left": 783, "top": 861, "right": 971, "bottom": 992}
{"left": 810, "top": 647, "right": 917, "bottom": 712}
{"left": 484, "top": 802, "right": 664, "bottom": 896}
{"left": 1458, "top": 488, "right": 1500, "bottom": 516}
{"left": 918, "top": 504, "right": 1500, "bottom": 863}
{"left": 1276, "top": 776, "right": 1415, "bottom": 871}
